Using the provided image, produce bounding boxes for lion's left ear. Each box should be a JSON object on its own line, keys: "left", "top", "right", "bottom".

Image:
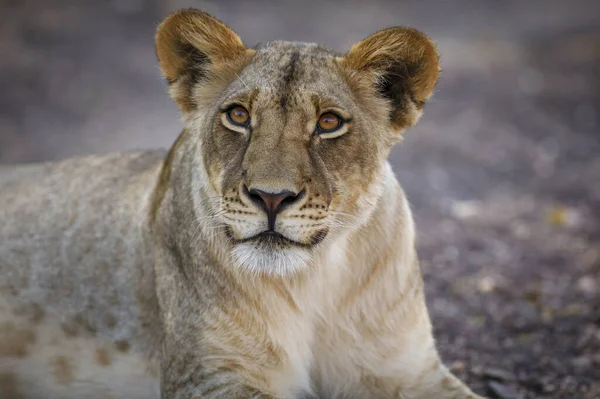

{"left": 155, "top": 8, "right": 253, "bottom": 112}
{"left": 341, "top": 27, "right": 440, "bottom": 132}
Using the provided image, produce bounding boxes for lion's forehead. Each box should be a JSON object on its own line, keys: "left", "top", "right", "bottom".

{"left": 252, "top": 40, "right": 341, "bottom": 67}
{"left": 235, "top": 41, "right": 348, "bottom": 97}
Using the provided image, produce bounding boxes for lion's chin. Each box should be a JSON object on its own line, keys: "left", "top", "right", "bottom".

{"left": 231, "top": 241, "right": 312, "bottom": 276}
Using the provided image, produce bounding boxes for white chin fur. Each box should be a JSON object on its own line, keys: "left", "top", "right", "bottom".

{"left": 231, "top": 243, "right": 311, "bottom": 276}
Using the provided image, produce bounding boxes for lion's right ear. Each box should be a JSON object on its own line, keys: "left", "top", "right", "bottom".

{"left": 341, "top": 27, "right": 440, "bottom": 135}
{"left": 155, "top": 9, "right": 252, "bottom": 112}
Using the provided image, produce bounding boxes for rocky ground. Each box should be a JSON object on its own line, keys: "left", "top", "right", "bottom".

{"left": 1, "top": 0, "right": 599, "bottom": 398}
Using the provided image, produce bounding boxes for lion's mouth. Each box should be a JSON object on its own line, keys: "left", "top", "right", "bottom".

{"left": 235, "top": 230, "right": 310, "bottom": 248}
{"left": 226, "top": 228, "right": 328, "bottom": 249}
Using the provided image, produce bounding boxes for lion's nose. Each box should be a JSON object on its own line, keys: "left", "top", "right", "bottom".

{"left": 244, "top": 186, "right": 304, "bottom": 230}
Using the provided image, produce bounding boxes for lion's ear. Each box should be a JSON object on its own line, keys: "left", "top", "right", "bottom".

{"left": 155, "top": 9, "right": 252, "bottom": 112}
{"left": 341, "top": 27, "right": 440, "bottom": 132}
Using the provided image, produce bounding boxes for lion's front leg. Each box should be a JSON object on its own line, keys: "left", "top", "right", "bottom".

{"left": 350, "top": 346, "right": 485, "bottom": 399}
{"left": 358, "top": 304, "right": 486, "bottom": 399}
{"left": 395, "top": 360, "right": 486, "bottom": 399}
{"left": 363, "top": 316, "right": 486, "bottom": 399}
{"left": 317, "top": 274, "right": 486, "bottom": 399}
{"left": 155, "top": 260, "right": 285, "bottom": 399}
{"left": 352, "top": 343, "right": 486, "bottom": 399}
{"left": 161, "top": 367, "right": 277, "bottom": 399}
{"left": 159, "top": 319, "right": 280, "bottom": 399}
{"left": 316, "top": 316, "right": 485, "bottom": 399}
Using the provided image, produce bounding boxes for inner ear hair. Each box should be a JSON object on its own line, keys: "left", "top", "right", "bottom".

{"left": 342, "top": 27, "right": 440, "bottom": 131}
{"left": 163, "top": 39, "right": 210, "bottom": 85}
{"left": 155, "top": 8, "right": 252, "bottom": 112}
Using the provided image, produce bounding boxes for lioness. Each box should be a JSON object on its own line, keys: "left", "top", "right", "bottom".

{"left": 0, "top": 8, "right": 485, "bottom": 399}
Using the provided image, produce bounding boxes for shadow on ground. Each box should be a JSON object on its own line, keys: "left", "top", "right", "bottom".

{"left": 1, "top": 1, "right": 599, "bottom": 397}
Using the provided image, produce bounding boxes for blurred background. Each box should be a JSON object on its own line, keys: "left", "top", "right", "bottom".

{"left": 1, "top": 0, "right": 599, "bottom": 397}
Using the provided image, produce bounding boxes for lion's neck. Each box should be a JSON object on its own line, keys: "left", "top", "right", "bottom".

{"left": 305, "top": 164, "right": 416, "bottom": 300}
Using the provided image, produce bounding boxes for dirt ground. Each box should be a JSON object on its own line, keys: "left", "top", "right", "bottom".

{"left": 1, "top": 1, "right": 599, "bottom": 398}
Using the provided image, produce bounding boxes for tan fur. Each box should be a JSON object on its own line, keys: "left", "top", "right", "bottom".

{"left": 0, "top": 8, "right": 485, "bottom": 399}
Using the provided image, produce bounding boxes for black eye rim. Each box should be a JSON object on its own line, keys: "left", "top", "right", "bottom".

{"left": 315, "top": 112, "right": 345, "bottom": 135}
{"left": 225, "top": 105, "right": 251, "bottom": 128}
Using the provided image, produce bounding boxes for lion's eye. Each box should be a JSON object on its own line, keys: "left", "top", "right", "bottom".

{"left": 317, "top": 113, "right": 342, "bottom": 133}
{"left": 227, "top": 106, "right": 250, "bottom": 127}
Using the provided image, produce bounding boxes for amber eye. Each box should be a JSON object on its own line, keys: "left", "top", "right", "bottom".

{"left": 317, "top": 113, "right": 342, "bottom": 133}
{"left": 227, "top": 105, "right": 250, "bottom": 127}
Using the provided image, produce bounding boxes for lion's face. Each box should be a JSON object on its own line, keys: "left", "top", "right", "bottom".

{"left": 199, "top": 43, "right": 392, "bottom": 274}
{"left": 155, "top": 10, "right": 439, "bottom": 274}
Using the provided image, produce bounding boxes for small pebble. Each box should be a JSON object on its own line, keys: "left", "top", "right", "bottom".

{"left": 487, "top": 381, "right": 523, "bottom": 399}
{"left": 478, "top": 276, "right": 497, "bottom": 294}
{"left": 451, "top": 200, "right": 482, "bottom": 220}
{"left": 577, "top": 275, "right": 597, "bottom": 295}
{"left": 483, "top": 367, "right": 516, "bottom": 382}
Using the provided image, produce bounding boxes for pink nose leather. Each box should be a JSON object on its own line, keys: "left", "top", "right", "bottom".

{"left": 246, "top": 188, "right": 300, "bottom": 230}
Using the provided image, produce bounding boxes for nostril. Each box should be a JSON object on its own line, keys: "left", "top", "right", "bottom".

{"left": 244, "top": 185, "right": 266, "bottom": 208}
{"left": 279, "top": 188, "right": 304, "bottom": 210}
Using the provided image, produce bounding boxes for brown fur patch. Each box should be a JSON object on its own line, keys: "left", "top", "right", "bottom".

{"left": 115, "top": 340, "right": 131, "bottom": 353}
{"left": 104, "top": 313, "right": 117, "bottom": 329}
{"left": 60, "top": 314, "right": 97, "bottom": 337}
{"left": 50, "top": 355, "right": 74, "bottom": 386}
{"left": 0, "top": 372, "right": 25, "bottom": 399}
{"left": 13, "top": 302, "right": 45, "bottom": 324}
{"left": 0, "top": 322, "right": 36, "bottom": 358}
{"left": 95, "top": 347, "right": 111, "bottom": 367}
{"left": 60, "top": 321, "right": 77, "bottom": 337}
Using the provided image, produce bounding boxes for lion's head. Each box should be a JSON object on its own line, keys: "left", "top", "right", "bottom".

{"left": 155, "top": 9, "right": 439, "bottom": 275}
